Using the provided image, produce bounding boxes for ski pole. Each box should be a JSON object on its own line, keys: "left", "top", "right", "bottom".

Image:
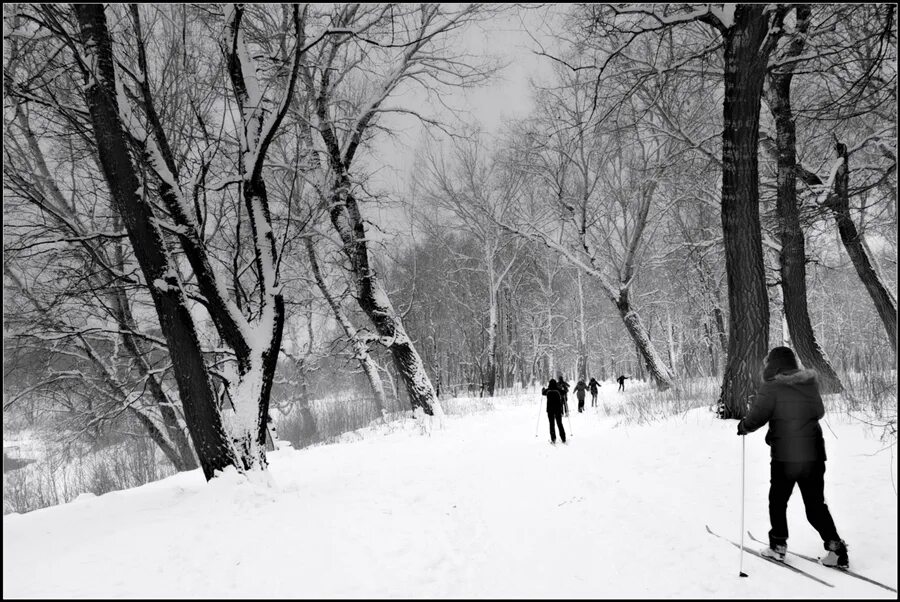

{"left": 565, "top": 405, "right": 573, "bottom": 437}
{"left": 739, "top": 433, "right": 748, "bottom": 578}
{"left": 535, "top": 396, "right": 543, "bottom": 437}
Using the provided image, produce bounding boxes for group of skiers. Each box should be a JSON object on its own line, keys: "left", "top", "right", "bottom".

{"left": 538, "top": 346, "right": 850, "bottom": 569}
{"left": 540, "top": 374, "right": 633, "bottom": 444}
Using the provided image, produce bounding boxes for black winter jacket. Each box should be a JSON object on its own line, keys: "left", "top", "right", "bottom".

{"left": 740, "top": 369, "right": 827, "bottom": 462}
{"left": 542, "top": 387, "right": 563, "bottom": 414}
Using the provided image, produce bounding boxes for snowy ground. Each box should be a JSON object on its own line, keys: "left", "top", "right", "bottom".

{"left": 4, "top": 385, "right": 897, "bottom": 598}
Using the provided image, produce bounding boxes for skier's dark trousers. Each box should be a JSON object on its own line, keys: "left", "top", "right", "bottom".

{"left": 542, "top": 379, "right": 566, "bottom": 444}
{"left": 574, "top": 380, "right": 587, "bottom": 413}
{"left": 737, "top": 346, "right": 848, "bottom": 567}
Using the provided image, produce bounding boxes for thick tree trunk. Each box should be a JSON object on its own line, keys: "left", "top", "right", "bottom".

{"left": 615, "top": 289, "right": 674, "bottom": 390}
{"left": 75, "top": 4, "right": 236, "bottom": 480}
{"left": 765, "top": 7, "right": 844, "bottom": 394}
{"left": 240, "top": 180, "right": 286, "bottom": 457}
{"left": 716, "top": 6, "right": 772, "bottom": 419}
{"left": 108, "top": 232, "right": 198, "bottom": 470}
{"left": 828, "top": 142, "right": 898, "bottom": 354}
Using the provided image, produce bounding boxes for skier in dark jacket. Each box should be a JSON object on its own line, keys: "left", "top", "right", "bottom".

{"left": 737, "top": 346, "right": 848, "bottom": 568}
{"left": 588, "top": 377, "right": 600, "bottom": 407}
{"left": 616, "top": 375, "right": 629, "bottom": 392}
{"left": 541, "top": 379, "right": 566, "bottom": 444}
{"left": 557, "top": 375, "right": 570, "bottom": 416}
{"left": 574, "top": 380, "right": 587, "bottom": 413}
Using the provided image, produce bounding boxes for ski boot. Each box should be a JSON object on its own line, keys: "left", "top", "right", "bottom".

{"left": 821, "top": 539, "right": 849, "bottom": 569}
{"left": 760, "top": 543, "right": 787, "bottom": 562}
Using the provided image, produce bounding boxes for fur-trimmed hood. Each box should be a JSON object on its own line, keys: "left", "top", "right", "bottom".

{"left": 769, "top": 368, "right": 818, "bottom": 385}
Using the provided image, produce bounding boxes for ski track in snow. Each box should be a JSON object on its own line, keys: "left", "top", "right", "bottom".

{"left": 3, "top": 385, "right": 897, "bottom": 598}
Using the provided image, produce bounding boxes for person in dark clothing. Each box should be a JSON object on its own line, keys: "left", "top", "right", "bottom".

{"left": 557, "top": 375, "right": 570, "bottom": 416}
{"left": 541, "top": 379, "right": 566, "bottom": 444}
{"left": 588, "top": 377, "right": 600, "bottom": 407}
{"left": 737, "top": 346, "right": 849, "bottom": 568}
{"left": 616, "top": 375, "right": 629, "bottom": 392}
{"left": 574, "top": 380, "right": 587, "bottom": 412}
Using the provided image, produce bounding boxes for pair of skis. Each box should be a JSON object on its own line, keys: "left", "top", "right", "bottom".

{"left": 705, "top": 525, "right": 897, "bottom": 593}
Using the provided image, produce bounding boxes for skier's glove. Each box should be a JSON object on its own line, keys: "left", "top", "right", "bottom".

{"left": 736, "top": 420, "right": 748, "bottom": 436}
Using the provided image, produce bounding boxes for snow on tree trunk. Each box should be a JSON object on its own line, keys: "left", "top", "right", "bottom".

{"left": 74, "top": 4, "right": 237, "bottom": 480}
{"left": 716, "top": 5, "right": 772, "bottom": 419}
{"left": 765, "top": 8, "right": 844, "bottom": 394}
{"left": 326, "top": 179, "right": 440, "bottom": 416}
{"left": 827, "top": 142, "right": 898, "bottom": 355}
{"left": 306, "top": 239, "right": 388, "bottom": 415}
{"left": 616, "top": 290, "right": 674, "bottom": 390}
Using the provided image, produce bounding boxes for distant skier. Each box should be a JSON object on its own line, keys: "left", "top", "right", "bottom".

{"left": 574, "top": 380, "right": 587, "bottom": 413}
{"left": 556, "top": 375, "right": 570, "bottom": 416}
{"left": 616, "top": 375, "right": 629, "bottom": 392}
{"left": 737, "top": 346, "right": 849, "bottom": 568}
{"left": 589, "top": 377, "right": 600, "bottom": 407}
{"left": 541, "top": 379, "right": 566, "bottom": 445}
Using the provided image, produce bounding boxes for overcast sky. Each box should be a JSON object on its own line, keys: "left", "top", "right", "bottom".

{"left": 362, "top": 5, "right": 565, "bottom": 239}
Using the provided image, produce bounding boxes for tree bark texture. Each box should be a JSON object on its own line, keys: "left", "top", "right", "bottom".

{"left": 75, "top": 4, "right": 237, "bottom": 480}
{"left": 616, "top": 290, "right": 672, "bottom": 389}
{"left": 717, "top": 5, "right": 773, "bottom": 419}
{"left": 765, "top": 5, "right": 844, "bottom": 394}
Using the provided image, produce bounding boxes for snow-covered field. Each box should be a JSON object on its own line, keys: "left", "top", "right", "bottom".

{"left": 3, "top": 386, "right": 897, "bottom": 598}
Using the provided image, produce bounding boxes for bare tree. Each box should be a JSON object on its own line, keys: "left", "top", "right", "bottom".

{"left": 299, "top": 4, "right": 493, "bottom": 414}
{"left": 42, "top": 4, "right": 330, "bottom": 477}
{"left": 305, "top": 238, "right": 388, "bottom": 414}
{"left": 418, "top": 135, "right": 526, "bottom": 395}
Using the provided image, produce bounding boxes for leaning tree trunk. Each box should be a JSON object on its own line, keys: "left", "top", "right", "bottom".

{"left": 716, "top": 6, "right": 772, "bottom": 419}
{"left": 328, "top": 180, "right": 439, "bottom": 415}
{"left": 828, "top": 142, "right": 898, "bottom": 355}
{"left": 765, "top": 5, "right": 844, "bottom": 394}
{"left": 75, "top": 5, "right": 236, "bottom": 480}
{"left": 615, "top": 289, "right": 674, "bottom": 389}
{"left": 306, "top": 239, "right": 388, "bottom": 415}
